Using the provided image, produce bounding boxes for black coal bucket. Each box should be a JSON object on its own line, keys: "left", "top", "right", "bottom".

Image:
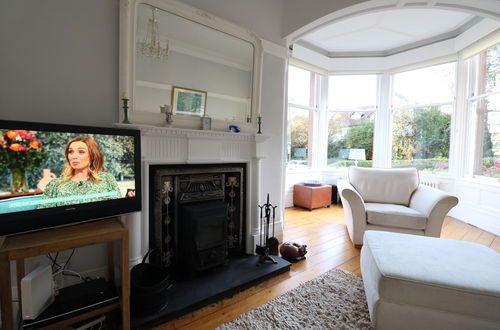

{"left": 130, "top": 249, "right": 170, "bottom": 313}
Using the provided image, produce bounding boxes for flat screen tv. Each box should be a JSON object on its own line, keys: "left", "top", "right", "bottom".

{"left": 0, "top": 120, "right": 141, "bottom": 236}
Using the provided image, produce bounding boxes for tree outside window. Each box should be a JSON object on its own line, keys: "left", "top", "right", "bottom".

{"left": 469, "top": 44, "right": 500, "bottom": 178}
{"left": 391, "top": 62, "right": 456, "bottom": 171}
{"left": 287, "top": 65, "right": 317, "bottom": 167}
{"left": 327, "top": 75, "right": 378, "bottom": 167}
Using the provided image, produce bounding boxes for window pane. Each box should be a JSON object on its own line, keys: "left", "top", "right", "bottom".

{"left": 288, "top": 66, "right": 315, "bottom": 107}
{"left": 328, "top": 75, "right": 378, "bottom": 110}
{"left": 287, "top": 107, "right": 312, "bottom": 166}
{"left": 327, "top": 111, "right": 375, "bottom": 167}
{"left": 392, "top": 105, "right": 452, "bottom": 171}
{"left": 473, "top": 94, "right": 500, "bottom": 177}
{"left": 392, "top": 63, "right": 456, "bottom": 108}
{"left": 472, "top": 44, "right": 500, "bottom": 97}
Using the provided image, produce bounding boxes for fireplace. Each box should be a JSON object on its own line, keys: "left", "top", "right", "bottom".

{"left": 149, "top": 164, "right": 246, "bottom": 279}
{"left": 123, "top": 125, "right": 290, "bottom": 328}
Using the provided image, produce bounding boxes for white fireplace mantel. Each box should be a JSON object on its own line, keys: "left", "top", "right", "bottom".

{"left": 117, "top": 123, "right": 272, "bottom": 264}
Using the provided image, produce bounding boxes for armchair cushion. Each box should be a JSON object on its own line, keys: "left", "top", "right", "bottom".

{"left": 348, "top": 167, "right": 419, "bottom": 206}
{"left": 366, "top": 203, "right": 427, "bottom": 230}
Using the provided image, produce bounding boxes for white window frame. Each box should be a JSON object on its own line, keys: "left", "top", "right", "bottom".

{"left": 465, "top": 45, "right": 500, "bottom": 181}
{"left": 286, "top": 64, "right": 321, "bottom": 169}
{"left": 324, "top": 73, "right": 381, "bottom": 169}
{"left": 389, "top": 61, "right": 458, "bottom": 173}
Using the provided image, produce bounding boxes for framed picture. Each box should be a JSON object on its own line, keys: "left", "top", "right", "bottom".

{"left": 171, "top": 86, "right": 207, "bottom": 117}
{"left": 201, "top": 116, "right": 211, "bottom": 130}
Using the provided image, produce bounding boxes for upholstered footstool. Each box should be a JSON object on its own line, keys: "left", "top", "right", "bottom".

{"left": 361, "top": 230, "right": 500, "bottom": 330}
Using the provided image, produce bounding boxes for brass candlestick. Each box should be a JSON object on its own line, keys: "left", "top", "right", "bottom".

{"left": 121, "top": 98, "right": 131, "bottom": 124}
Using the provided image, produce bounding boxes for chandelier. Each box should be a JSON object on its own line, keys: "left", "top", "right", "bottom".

{"left": 136, "top": 7, "right": 169, "bottom": 61}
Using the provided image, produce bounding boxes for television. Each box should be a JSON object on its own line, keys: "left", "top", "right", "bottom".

{"left": 0, "top": 120, "right": 141, "bottom": 236}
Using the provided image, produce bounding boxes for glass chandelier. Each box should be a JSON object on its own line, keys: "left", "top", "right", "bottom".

{"left": 136, "top": 7, "right": 169, "bottom": 61}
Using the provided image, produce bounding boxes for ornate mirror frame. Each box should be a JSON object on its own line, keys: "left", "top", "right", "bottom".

{"left": 119, "top": 0, "right": 263, "bottom": 131}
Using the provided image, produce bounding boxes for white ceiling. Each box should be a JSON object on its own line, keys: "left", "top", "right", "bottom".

{"left": 299, "top": 8, "right": 481, "bottom": 57}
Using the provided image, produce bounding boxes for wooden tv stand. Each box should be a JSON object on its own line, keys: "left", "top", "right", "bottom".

{"left": 0, "top": 217, "right": 129, "bottom": 330}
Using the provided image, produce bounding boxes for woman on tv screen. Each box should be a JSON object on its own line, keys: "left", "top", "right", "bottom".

{"left": 39, "top": 136, "right": 121, "bottom": 208}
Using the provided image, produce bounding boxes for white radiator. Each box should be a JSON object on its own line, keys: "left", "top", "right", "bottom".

{"left": 420, "top": 178, "right": 439, "bottom": 189}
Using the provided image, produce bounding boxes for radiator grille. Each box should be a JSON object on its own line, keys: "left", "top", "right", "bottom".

{"left": 420, "top": 178, "right": 439, "bottom": 189}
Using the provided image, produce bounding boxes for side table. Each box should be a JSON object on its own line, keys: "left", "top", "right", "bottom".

{"left": 0, "top": 217, "right": 129, "bottom": 330}
{"left": 293, "top": 184, "right": 332, "bottom": 210}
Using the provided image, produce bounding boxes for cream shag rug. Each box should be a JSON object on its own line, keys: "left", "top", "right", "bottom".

{"left": 217, "top": 269, "right": 373, "bottom": 330}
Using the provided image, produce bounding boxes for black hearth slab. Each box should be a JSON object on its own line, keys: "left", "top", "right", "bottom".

{"left": 131, "top": 255, "right": 291, "bottom": 329}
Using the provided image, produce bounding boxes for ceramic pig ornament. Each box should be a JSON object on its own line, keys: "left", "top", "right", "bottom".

{"left": 279, "top": 242, "right": 307, "bottom": 261}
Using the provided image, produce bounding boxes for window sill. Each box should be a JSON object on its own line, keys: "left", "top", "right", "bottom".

{"left": 458, "top": 176, "right": 500, "bottom": 188}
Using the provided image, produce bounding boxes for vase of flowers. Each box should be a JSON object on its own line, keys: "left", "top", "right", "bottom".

{"left": 0, "top": 130, "right": 45, "bottom": 194}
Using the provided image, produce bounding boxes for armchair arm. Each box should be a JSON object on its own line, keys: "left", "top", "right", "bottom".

{"left": 337, "top": 179, "right": 367, "bottom": 245}
{"left": 409, "top": 185, "right": 459, "bottom": 237}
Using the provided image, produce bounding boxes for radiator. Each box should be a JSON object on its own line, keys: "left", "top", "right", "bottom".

{"left": 420, "top": 178, "right": 439, "bottom": 189}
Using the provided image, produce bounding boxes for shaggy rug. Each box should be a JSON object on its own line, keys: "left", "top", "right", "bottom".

{"left": 217, "top": 268, "right": 373, "bottom": 330}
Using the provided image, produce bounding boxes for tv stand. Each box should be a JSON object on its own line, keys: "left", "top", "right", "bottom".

{"left": 0, "top": 218, "right": 129, "bottom": 330}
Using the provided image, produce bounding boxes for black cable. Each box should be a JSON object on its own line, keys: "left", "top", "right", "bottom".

{"left": 47, "top": 252, "right": 62, "bottom": 273}
{"left": 62, "top": 248, "right": 76, "bottom": 270}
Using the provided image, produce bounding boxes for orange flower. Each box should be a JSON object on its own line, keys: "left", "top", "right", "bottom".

{"left": 29, "top": 140, "right": 41, "bottom": 149}
{"left": 6, "top": 131, "right": 18, "bottom": 139}
{"left": 9, "top": 143, "right": 21, "bottom": 151}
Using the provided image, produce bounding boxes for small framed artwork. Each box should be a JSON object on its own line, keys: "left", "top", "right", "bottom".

{"left": 171, "top": 86, "right": 207, "bottom": 117}
{"left": 201, "top": 116, "right": 212, "bottom": 130}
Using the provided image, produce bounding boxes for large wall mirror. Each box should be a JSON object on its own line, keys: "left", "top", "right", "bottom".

{"left": 119, "top": 0, "right": 262, "bottom": 131}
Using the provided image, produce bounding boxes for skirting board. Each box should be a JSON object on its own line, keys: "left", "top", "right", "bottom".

{"left": 449, "top": 203, "right": 500, "bottom": 236}
{"left": 252, "top": 220, "right": 284, "bottom": 251}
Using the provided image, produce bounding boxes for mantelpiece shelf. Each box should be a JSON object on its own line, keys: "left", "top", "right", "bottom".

{"left": 115, "top": 123, "right": 270, "bottom": 142}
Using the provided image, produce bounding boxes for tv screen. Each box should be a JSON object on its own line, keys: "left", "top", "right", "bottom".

{"left": 0, "top": 120, "right": 141, "bottom": 236}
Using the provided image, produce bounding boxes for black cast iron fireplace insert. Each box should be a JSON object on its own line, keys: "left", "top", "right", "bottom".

{"left": 149, "top": 164, "right": 246, "bottom": 278}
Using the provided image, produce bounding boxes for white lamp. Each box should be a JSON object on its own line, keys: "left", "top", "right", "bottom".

{"left": 348, "top": 149, "right": 366, "bottom": 166}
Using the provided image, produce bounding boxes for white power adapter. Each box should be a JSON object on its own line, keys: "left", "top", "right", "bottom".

{"left": 21, "top": 265, "right": 55, "bottom": 320}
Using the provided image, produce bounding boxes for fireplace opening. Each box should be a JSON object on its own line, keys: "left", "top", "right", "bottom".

{"left": 178, "top": 201, "right": 228, "bottom": 273}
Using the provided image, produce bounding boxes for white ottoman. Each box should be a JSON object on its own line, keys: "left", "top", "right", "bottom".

{"left": 361, "top": 230, "right": 500, "bottom": 330}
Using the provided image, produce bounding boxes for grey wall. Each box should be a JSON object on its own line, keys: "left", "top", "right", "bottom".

{"left": 0, "top": 0, "right": 119, "bottom": 127}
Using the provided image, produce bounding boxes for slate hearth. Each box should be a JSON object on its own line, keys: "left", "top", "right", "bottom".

{"left": 132, "top": 163, "right": 290, "bottom": 329}
{"left": 131, "top": 255, "right": 291, "bottom": 329}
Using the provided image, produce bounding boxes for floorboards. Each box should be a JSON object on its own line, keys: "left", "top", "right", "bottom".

{"left": 153, "top": 205, "right": 499, "bottom": 329}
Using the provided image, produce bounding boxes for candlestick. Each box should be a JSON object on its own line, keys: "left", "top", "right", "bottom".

{"left": 257, "top": 115, "right": 262, "bottom": 134}
{"left": 121, "top": 98, "right": 131, "bottom": 124}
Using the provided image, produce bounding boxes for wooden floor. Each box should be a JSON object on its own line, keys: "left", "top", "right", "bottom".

{"left": 154, "top": 205, "right": 500, "bottom": 330}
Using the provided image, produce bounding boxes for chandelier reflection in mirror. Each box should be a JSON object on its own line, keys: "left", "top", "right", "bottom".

{"left": 136, "top": 7, "right": 169, "bottom": 61}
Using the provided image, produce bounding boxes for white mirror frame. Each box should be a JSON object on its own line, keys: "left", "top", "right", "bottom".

{"left": 119, "top": 0, "right": 263, "bottom": 131}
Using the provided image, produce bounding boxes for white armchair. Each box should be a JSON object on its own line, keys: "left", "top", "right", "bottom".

{"left": 338, "top": 167, "right": 459, "bottom": 246}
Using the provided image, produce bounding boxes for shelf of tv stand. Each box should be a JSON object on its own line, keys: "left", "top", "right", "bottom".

{"left": 0, "top": 217, "right": 129, "bottom": 330}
